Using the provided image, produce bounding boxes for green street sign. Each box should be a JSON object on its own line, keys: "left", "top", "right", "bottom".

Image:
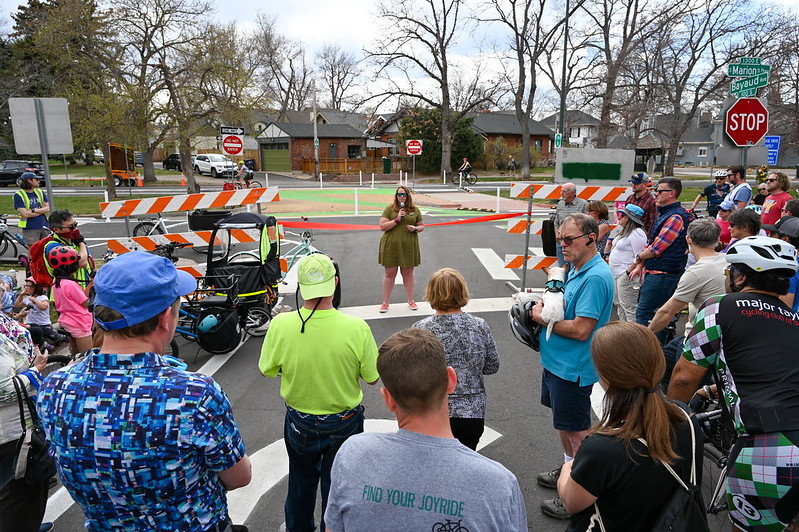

{"left": 554, "top": 133, "right": 562, "bottom": 149}
{"left": 314, "top": 138, "right": 319, "bottom": 149}
{"left": 730, "top": 71, "right": 769, "bottom": 96}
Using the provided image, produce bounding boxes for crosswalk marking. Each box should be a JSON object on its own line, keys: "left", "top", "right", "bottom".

{"left": 472, "top": 248, "right": 520, "bottom": 280}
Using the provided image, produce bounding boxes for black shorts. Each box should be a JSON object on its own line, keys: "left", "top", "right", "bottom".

{"left": 540, "top": 368, "right": 593, "bottom": 432}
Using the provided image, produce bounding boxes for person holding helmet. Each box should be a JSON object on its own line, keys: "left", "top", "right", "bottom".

{"left": 38, "top": 251, "right": 252, "bottom": 532}
{"left": 14, "top": 172, "right": 50, "bottom": 248}
{"left": 689, "top": 170, "right": 729, "bottom": 219}
{"left": 45, "top": 210, "right": 93, "bottom": 289}
{"left": 235, "top": 160, "right": 253, "bottom": 187}
{"left": 668, "top": 236, "right": 799, "bottom": 532}
{"left": 48, "top": 245, "right": 92, "bottom": 354}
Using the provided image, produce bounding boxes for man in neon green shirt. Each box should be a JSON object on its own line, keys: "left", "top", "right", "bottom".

{"left": 259, "top": 254, "right": 379, "bottom": 532}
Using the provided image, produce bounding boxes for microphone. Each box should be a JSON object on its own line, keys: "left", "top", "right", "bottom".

{"left": 400, "top": 201, "right": 405, "bottom": 220}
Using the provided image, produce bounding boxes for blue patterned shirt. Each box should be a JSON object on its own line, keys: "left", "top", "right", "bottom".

{"left": 37, "top": 352, "right": 246, "bottom": 532}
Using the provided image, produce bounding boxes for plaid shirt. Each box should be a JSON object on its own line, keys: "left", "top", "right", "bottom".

{"left": 644, "top": 214, "right": 685, "bottom": 274}
{"left": 626, "top": 191, "right": 657, "bottom": 235}
{"left": 553, "top": 197, "right": 588, "bottom": 229}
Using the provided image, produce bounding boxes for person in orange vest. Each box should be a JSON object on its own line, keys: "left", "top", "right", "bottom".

{"left": 14, "top": 172, "right": 50, "bottom": 248}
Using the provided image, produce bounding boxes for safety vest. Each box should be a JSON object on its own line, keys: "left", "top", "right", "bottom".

{"left": 15, "top": 188, "right": 46, "bottom": 229}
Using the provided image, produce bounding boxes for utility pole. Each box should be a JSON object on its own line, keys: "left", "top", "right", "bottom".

{"left": 558, "top": 0, "right": 569, "bottom": 138}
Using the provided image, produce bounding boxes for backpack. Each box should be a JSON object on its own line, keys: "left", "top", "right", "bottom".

{"left": 28, "top": 236, "right": 56, "bottom": 287}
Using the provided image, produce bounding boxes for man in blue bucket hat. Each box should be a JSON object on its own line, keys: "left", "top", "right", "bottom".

{"left": 38, "top": 252, "right": 252, "bottom": 532}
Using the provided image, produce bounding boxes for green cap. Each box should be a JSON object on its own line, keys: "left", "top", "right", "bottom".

{"left": 297, "top": 254, "right": 336, "bottom": 300}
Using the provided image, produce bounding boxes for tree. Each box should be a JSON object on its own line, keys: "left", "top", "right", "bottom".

{"left": 252, "top": 14, "right": 312, "bottom": 119}
{"left": 486, "top": 0, "right": 576, "bottom": 178}
{"left": 368, "top": 0, "right": 499, "bottom": 176}
{"left": 315, "top": 44, "right": 360, "bottom": 110}
{"left": 397, "top": 107, "right": 483, "bottom": 173}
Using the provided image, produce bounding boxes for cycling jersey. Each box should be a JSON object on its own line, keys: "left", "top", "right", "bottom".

{"left": 682, "top": 292, "right": 799, "bottom": 435}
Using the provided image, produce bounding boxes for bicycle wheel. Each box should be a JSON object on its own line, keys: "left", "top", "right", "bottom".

{"left": 0, "top": 234, "right": 11, "bottom": 256}
{"left": 0, "top": 234, "right": 18, "bottom": 258}
{"left": 702, "top": 446, "right": 730, "bottom": 531}
{"left": 466, "top": 173, "right": 477, "bottom": 185}
{"left": 249, "top": 180, "right": 263, "bottom": 189}
{"left": 450, "top": 173, "right": 459, "bottom": 185}
{"left": 244, "top": 307, "right": 271, "bottom": 337}
{"left": 133, "top": 221, "right": 165, "bottom": 237}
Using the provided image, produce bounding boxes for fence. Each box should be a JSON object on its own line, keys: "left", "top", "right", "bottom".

{"left": 301, "top": 158, "right": 385, "bottom": 175}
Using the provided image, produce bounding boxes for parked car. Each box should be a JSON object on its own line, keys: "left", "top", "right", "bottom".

{"left": 194, "top": 153, "right": 235, "bottom": 178}
{"left": 162, "top": 153, "right": 196, "bottom": 172}
{"left": 93, "top": 149, "right": 104, "bottom": 163}
{"left": 0, "top": 160, "right": 46, "bottom": 187}
{"left": 135, "top": 151, "right": 143, "bottom": 166}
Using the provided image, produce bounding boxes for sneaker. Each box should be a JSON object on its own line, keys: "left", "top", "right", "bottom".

{"left": 39, "top": 523, "right": 54, "bottom": 532}
{"left": 536, "top": 464, "right": 562, "bottom": 489}
{"left": 541, "top": 497, "right": 571, "bottom": 520}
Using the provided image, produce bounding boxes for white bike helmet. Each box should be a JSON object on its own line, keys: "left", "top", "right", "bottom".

{"left": 714, "top": 170, "right": 727, "bottom": 177}
{"left": 726, "top": 236, "right": 798, "bottom": 273}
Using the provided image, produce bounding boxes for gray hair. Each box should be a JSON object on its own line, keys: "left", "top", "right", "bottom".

{"left": 687, "top": 218, "right": 720, "bottom": 249}
{"left": 563, "top": 212, "right": 599, "bottom": 245}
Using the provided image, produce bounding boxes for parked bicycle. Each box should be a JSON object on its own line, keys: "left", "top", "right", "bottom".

{"left": 0, "top": 214, "right": 29, "bottom": 264}
{"left": 132, "top": 213, "right": 170, "bottom": 237}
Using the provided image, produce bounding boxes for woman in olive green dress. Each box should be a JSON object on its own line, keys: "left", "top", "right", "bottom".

{"left": 378, "top": 186, "right": 424, "bottom": 312}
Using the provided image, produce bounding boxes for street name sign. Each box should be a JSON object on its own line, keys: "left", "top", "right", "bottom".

{"left": 406, "top": 139, "right": 423, "bottom": 155}
{"left": 726, "top": 98, "right": 769, "bottom": 146}
{"left": 728, "top": 57, "right": 770, "bottom": 98}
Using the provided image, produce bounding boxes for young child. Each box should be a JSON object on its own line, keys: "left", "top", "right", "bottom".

{"left": 48, "top": 246, "right": 93, "bottom": 354}
{"left": 14, "top": 276, "right": 65, "bottom": 349}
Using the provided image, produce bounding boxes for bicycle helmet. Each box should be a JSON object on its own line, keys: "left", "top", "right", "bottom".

{"left": 198, "top": 313, "right": 219, "bottom": 333}
{"left": 509, "top": 300, "right": 542, "bottom": 352}
{"left": 726, "top": 236, "right": 798, "bottom": 273}
{"left": 714, "top": 170, "right": 727, "bottom": 177}
{"left": 47, "top": 246, "right": 79, "bottom": 270}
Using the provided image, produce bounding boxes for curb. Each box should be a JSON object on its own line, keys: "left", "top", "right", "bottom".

{"left": 456, "top": 207, "right": 496, "bottom": 213}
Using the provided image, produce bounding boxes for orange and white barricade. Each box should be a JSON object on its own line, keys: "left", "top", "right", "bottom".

{"left": 510, "top": 183, "right": 630, "bottom": 201}
{"left": 100, "top": 187, "right": 279, "bottom": 218}
{"left": 504, "top": 254, "right": 558, "bottom": 270}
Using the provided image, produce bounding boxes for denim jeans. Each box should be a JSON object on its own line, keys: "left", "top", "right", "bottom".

{"left": 636, "top": 272, "right": 681, "bottom": 344}
{"left": 283, "top": 405, "right": 364, "bottom": 532}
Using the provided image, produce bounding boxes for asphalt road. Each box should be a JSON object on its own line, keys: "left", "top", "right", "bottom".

{"left": 38, "top": 203, "right": 730, "bottom": 531}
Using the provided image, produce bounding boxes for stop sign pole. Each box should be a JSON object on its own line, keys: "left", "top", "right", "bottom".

{"left": 406, "top": 139, "right": 423, "bottom": 188}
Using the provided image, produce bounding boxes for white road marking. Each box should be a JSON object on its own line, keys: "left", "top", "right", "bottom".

{"left": 472, "top": 248, "right": 520, "bottom": 281}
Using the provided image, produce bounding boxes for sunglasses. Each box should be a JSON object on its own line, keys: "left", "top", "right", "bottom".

{"left": 727, "top": 173, "right": 734, "bottom": 177}
{"left": 729, "top": 222, "right": 736, "bottom": 228}
{"left": 766, "top": 178, "right": 777, "bottom": 183}
{"left": 58, "top": 223, "right": 78, "bottom": 230}
{"left": 654, "top": 189, "right": 672, "bottom": 195}
{"left": 396, "top": 192, "right": 407, "bottom": 197}
{"left": 560, "top": 232, "right": 589, "bottom": 246}
{"left": 716, "top": 178, "right": 725, "bottom": 181}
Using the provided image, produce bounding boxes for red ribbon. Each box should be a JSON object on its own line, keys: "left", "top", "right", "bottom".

{"left": 280, "top": 212, "right": 529, "bottom": 231}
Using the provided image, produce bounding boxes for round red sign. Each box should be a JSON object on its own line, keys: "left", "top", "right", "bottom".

{"left": 406, "top": 139, "right": 423, "bottom": 155}
{"left": 222, "top": 135, "right": 243, "bottom": 155}
{"left": 726, "top": 98, "right": 769, "bottom": 147}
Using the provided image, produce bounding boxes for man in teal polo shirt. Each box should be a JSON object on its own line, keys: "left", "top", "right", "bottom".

{"left": 259, "top": 254, "right": 379, "bottom": 532}
{"left": 529, "top": 212, "right": 614, "bottom": 521}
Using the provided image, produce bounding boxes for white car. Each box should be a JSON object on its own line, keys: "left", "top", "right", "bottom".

{"left": 193, "top": 154, "right": 236, "bottom": 178}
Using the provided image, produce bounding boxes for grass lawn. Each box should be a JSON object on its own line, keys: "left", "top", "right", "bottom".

{"left": 0, "top": 194, "right": 167, "bottom": 217}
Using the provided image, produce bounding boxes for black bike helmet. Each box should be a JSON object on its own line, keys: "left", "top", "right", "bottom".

{"left": 509, "top": 300, "right": 542, "bottom": 352}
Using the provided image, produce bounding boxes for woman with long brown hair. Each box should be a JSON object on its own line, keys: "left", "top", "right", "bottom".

{"left": 556, "top": 321, "right": 705, "bottom": 531}
{"left": 378, "top": 186, "right": 424, "bottom": 312}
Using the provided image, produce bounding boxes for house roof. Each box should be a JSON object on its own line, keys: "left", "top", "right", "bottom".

{"left": 679, "top": 125, "right": 714, "bottom": 144}
{"left": 540, "top": 110, "right": 601, "bottom": 130}
{"left": 469, "top": 111, "right": 554, "bottom": 137}
{"left": 260, "top": 122, "right": 364, "bottom": 139}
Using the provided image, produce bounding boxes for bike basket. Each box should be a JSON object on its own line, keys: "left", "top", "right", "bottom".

{"left": 222, "top": 182, "right": 235, "bottom": 191}
{"left": 196, "top": 307, "right": 241, "bottom": 354}
{"left": 187, "top": 209, "right": 232, "bottom": 231}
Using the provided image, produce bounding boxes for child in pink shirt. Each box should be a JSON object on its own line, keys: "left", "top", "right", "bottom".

{"left": 49, "top": 245, "right": 93, "bottom": 354}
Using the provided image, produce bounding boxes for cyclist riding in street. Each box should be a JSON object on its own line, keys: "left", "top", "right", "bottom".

{"left": 458, "top": 158, "right": 472, "bottom": 180}
{"left": 235, "top": 160, "right": 254, "bottom": 187}
{"left": 668, "top": 236, "right": 799, "bottom": 532}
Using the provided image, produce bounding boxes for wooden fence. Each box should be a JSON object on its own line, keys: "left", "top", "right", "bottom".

{"left": 301, "top": 158, "right": 385, "bottom": 175}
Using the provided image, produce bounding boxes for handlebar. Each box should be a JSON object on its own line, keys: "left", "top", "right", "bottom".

{"left": 693, "top": 408, "right": 723, "bottom": 423}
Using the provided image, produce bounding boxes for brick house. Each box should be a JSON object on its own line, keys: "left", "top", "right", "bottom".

{"left": 469, "top": 111, "right": 555, "bottom": 159}
{"left": 257, "top": 122, "right": 368, "bottom": 173}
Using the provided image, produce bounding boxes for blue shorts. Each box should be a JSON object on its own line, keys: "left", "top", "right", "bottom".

{"left": 540, "top": 368, "right": 593, "bottom": 431}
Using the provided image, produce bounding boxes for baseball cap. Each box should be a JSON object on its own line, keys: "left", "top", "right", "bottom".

{"left": 93, "top": 251, "right": 197, "bottom": 330}
{"left": 764, "top": 216, "right": 799, "bottom": 237}
{"left": 719, "top": 200, "right": 735, "bottom": 211}
{"left": 629, "top": 172, "right": 651, "bottom": 185}
{"left": 20, "top": 172, "right": 39, "bottom": 181}
{"left": 297, "top": 254, "right": 336, "bottom": 300}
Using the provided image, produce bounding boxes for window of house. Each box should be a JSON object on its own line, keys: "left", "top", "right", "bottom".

{"left": 348, "top": 145, "right": 360, "bottom": 158}
{"left": 534, "top": 139, "right": 543, "bottom": 152}
{"left": 698, "top": 147, "right": 707, "bottom": 157}
{"left": 569, "top": 127, "right": 580, "bottom": 138}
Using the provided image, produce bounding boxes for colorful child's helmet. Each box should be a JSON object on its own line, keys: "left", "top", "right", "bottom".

{"left": 47, "top": 246, "right": 79, "bottom": 270}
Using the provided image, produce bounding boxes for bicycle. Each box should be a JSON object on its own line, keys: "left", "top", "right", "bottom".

{"left": 0, "top": 214, "right": 29, "bottom": 261}
{"left": 451, "top": 170, "right": 477, "bottom": 186}
{"left": 132, "top": 213, "right": 168, "bottom": 237}
{"left": 151, "top": 241, "right": 192, "bottom": 263}
{"left": 226, "top": 172, "right": 263, "bottom": 190}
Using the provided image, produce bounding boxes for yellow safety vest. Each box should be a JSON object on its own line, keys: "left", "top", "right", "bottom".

{"left": 15, "top": 189, "right": 46, "bottom": 229}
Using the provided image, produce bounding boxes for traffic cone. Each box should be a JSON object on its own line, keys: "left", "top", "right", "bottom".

{"left": 137, "top": 174, "right": 143, "bottom": 187}
{"left": 180, "top": 173, "right": 186, "bottom": 186}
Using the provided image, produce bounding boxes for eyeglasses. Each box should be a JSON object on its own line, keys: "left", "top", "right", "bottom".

{"left": 57, "top": 223, "right": 78, "bottom": 230}
{"left": 715, "top": 178, "right": 725, "bottom": 181}
{"left": 726, "top": 173, "right": 734, "bottom": 177}
{"left": 654, "top": 189, "right": 672, "bottom": 195}
{"left": 758, "top": 188, "right": 767, "bottom": 191}
{"left": 729, "top": 222, "right": 736, "bottom": 228}
{"left": 396, "top": 193, "right": 407, "bottom": 197}
{"left": 560, "top": 232, "right": 589, "bottom": 246}
{"left": 766, "top": 178, "right": 777, "bottom": 183}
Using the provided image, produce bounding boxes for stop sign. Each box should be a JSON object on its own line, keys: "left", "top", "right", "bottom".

{"left": 222, "top": 135, "right": 243, "bottom": 156}
{"left": 726, "top": 98, "right": 769, "bottom": 146}
{"left": 406, "top": 139, "right": 423, "bottom": 155}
